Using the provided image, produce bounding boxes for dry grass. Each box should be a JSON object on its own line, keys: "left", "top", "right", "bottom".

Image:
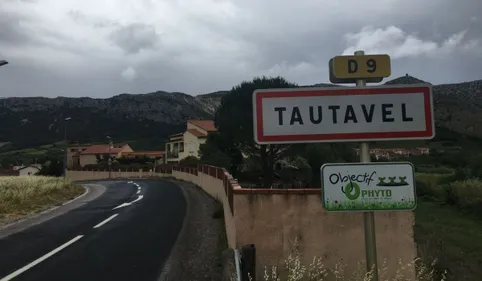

{"left": 0, "top": 176, "right": 84, "bottom": 225}
{"left": 238, "top": 238, "right": 447, "bottom": 281}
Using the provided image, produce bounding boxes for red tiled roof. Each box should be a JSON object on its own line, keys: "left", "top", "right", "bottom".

{"left": 168, "top": 132, "right": 184, "bottom": 140}
{"left": 186, "top": 129, "right": 206, "bottom": 137}
{"left": 188, "top": 120, "right": 216, "bottom": 132}
{"left": 80, "top": 145, "right": 124, "bottom": 155}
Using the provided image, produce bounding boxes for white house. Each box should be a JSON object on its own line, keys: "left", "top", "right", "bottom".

{"left": 18, "top": 165, "right": 41, "bottom": 176}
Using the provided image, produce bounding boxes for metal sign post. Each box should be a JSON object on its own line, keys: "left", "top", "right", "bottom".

{"left": 355, "top": 50, "right": 379, "bottom": 281}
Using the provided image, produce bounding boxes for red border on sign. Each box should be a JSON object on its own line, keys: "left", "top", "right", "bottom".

{"left": 255, "top": 86, "right": 433, "bottom": 142}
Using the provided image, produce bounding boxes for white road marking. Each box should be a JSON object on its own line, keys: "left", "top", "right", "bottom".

{"left": 112, "top": 195, "right": 144, "bottom": 210}
{"left": 130, "top": 195, "right": 143, "bottom": 204}
{"left": 93, "top": 214, "right": 119, "bottom": 228}
{"left": 0, "top": 235, "right": 84, "bottom": 281}
{"left": 112, "top": 203, "right": 130, "bottom": 210}
{"left": 136, "top": 190, "right": 141, "bottom": 195}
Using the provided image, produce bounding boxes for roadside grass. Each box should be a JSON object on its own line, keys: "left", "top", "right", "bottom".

{"left": 414, "top": 173, "right": 482, "bottom": 281}
{"left": 415, "top": 200, "right": 482, "bottom": 281}
{"left": 0, "top": 176, "right": 84, "bottom": 225}
{"left": 249, "top": 237, "right": 447, "bottom": 281}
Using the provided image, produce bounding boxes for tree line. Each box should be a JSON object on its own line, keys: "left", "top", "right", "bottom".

{"left": 185, "top": 76, "right": 356, "bottom": 188}
{"left": 186, "top": 76, "right": 482, "bottom": 188}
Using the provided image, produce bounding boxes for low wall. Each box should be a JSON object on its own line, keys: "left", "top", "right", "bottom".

{"left": 67, "top": 165, "right": 417, "bottom": 279}
{"left": 233, "top": 189, "right": 416, "bottom": 279}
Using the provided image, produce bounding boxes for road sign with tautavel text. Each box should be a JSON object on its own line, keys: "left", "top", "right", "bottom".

{"left": 252, "top": 84, "right": 434, "bottom": 144}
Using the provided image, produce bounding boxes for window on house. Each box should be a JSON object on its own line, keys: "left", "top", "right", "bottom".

{"left": 189, "top": 143, "right": 194, "bottom": 153}
{"left": 166, "top": 143, "right": 170, "bottom": 151}
{"left": 180, "top": 142, "right": 184, "bottom": 152}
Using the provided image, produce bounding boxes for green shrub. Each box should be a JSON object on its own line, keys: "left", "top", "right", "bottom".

{"left": 416, "top": 166, "right": 453, "bottom": 175}
{"left": 179, "top": 156, "right": 201, "bottom": 167}
{"left": 442, "top": 179, "right": 482, "bottom": 210}
{"left": 415, "top": 173, "right": 453, "bottom": 200}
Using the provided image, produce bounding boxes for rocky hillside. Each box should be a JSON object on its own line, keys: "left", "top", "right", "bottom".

{"left": 0, "top": 91, "right": 226, "bottom": 149}
{"left": 0, "top": 76, "right": 481, "bottom": 149}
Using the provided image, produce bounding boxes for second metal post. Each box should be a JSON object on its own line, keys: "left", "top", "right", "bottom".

{"left": 355, "top": 50, "right": 379, "bottom": 281}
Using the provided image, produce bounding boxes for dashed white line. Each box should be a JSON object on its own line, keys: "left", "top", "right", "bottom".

{"left": 93, "top": 214, "right": 119, "bottom": 229}
{"left": 136, "top": 190, "right": 141, "bottom": 195}
{"left": 0, "top": 235, "right": 84, "bottom": 281}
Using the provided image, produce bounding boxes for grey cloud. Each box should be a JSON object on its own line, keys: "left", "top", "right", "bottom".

{"left": 1, "top": 0, "right": 482, "bottom": 99}
{"left": 0, "top": 8, "right": 72, "bottom": 50}
{"left": 109, "top": 23, "right": 161, "bottom": 54}
{"left": 68, "top": 10, "right": 120, "bottom": 29}
{"left": 0, "top": 10, "right": 35, "bottom": 46}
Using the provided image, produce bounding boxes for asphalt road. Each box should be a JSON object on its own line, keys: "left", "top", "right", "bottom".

{"left": 0, "top": 179, "right": 186, "bottom": 281}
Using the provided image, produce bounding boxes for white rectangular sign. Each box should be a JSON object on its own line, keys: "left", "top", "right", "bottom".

{"left": 252, "top": 85, "right": 434, "bottom": 144}
{"left": 321, "top": 162, "right": 416, "bottom": 212}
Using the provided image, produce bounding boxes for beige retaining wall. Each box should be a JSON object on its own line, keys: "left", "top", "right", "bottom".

{"left": 233, "top": 191, "right": 416, "bottom": 279}
{"left": 67, "top": 168, "right": 417, "bottom": 279}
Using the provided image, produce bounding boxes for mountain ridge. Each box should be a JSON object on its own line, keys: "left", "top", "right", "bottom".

{"left": 0, "top": 75, "right": 481, "bottom": 149}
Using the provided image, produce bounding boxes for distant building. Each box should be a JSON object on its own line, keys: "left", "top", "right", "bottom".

{"left": 122, "top": 151, "right": 165, "bottom": 164}
{"left": 67, "top": 143, "right": 91, "bottom": 168}
{"left": 353, "top": 147, "right": 430, "bottom": 160}
{"left": 18, "top": 165, "right": 41, "bottom": 176}
{"left": 76, "top": 144, "right": 134, "bottom": 167}
{"left": 66, "top": 142, "right": 170, "bottom": 168}
{"left": 164, "top": 120, "right": 217, "bottom": 163}
{"left": 122, "top": 151, "right": 165, "bottom": 159}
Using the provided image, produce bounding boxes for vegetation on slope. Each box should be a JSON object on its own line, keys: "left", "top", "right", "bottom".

{"left": 0, "top": 176, "right": 84, "bottom": 225}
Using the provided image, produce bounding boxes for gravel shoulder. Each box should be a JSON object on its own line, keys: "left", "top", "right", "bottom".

{"left": 160, "top": 180, "right": 228, "bottom": 281}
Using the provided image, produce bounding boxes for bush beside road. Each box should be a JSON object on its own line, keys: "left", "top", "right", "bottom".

{"left": 0, "top": 176, "right": 84, "bottom": 225}
{"left": 414, "top": 173, "right": 482, "bottom": 281}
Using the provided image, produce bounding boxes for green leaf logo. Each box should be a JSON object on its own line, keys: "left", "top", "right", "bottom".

{"left": 343, "top": 182, "right": 360, "bottom": 200}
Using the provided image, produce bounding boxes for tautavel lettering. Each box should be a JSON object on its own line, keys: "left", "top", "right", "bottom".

{"left": 272, "top": 103, "right": 415, "bottom": 126}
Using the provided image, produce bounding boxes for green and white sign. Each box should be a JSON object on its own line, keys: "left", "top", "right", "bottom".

{"left": 321, "top": 162, "right": 416, "bottom": 212}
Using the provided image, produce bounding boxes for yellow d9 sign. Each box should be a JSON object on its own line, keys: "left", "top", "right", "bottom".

{"left": 332, "top": 54, "right": 391, "bottom": 80}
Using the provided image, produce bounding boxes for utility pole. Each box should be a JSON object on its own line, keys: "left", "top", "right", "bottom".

{"left": 107, "top": 136, "right": 113, "bottom": 179}
{"left": 63, "top": 117, "right": 71, "bottom": 179}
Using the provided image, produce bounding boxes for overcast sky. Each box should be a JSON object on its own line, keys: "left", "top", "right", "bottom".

{"left": 0, "top": 0, "right": 481, "bottom": 98}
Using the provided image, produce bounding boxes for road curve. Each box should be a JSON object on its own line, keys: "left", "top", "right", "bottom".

{"left": 0, "top": 179, "right": 186, "bottom": 281}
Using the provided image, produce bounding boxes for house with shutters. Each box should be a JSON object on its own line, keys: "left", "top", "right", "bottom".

{"left": 164, "top": 120, "right": 217, "bottom": 163}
